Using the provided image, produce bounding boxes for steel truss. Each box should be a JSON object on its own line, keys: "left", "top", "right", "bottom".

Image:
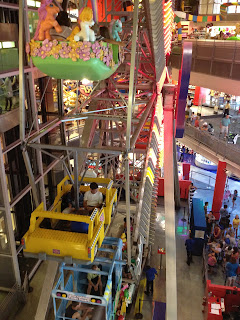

{"left": 19, "top": 0, "right": 163, "bottom": 265}
{"left": 0, "top": 0, "right": 165, "bottom": 309}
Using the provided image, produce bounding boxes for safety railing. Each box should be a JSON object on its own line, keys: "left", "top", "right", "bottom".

{"left": 190, "top": 169, "right": 216, "bottom": 189}
{"left": 184, "top": 124, "right": 240, "bottom": 166}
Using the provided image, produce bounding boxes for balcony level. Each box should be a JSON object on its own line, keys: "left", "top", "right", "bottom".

{"left": 169, "top": 39, "right": 240, "bottom": 95}
{"left": 180, "top": 124, "right": 240, "bottom": 177}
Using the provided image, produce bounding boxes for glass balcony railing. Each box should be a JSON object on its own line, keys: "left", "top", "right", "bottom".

{"left": 184, "top": 123, "right": 240, "bottom": 166}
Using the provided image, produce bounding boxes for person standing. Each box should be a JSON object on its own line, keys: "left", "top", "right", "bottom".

{"left": 191, "top": 112, "right": 197, "bottom": 126}
{"left": 188, "top": 182, "right": 197, "bottom": 206}
{"left": 220, "top": 115, "right": 231, "bottom": 139}
{"left": 206, "top": 211, "right": 215, "bottom": 235}
{"left": 233, "top": 215, "right": 240, "bottom": 238}
{"left": 185, "top": 233, "right": 194, "bottom": 266}
{"left": 194, "top": 116, "right": 200, "bottom": 128}
{"left": 144, "top": 265, "right": 158, "bottom": 295}
{"left": 179, "top": 145, "right": 185, "bottom": 162}
{"left": 232, "top": 190, "right": 238, "bottom": 208}
{"left": 220, "top": 204, "right": 230, "bottom": 229}
{"left": 223, "top": 101, "right": 230, "bottom": 117}
{"left": 226, "top": 257, "right": 238, "bottom": 286}
{"left": 204, "top": 202, "right": 209, "bottom": 217}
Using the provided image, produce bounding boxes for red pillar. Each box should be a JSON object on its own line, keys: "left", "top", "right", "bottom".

{"left": 212, "top": 161, "right": 227, "bottom": 220}
{"left": 182, "top": 163, "right": 190, "bottom": 180}
{"left": 193, "top": 86, "right": 200, "bottom": 106}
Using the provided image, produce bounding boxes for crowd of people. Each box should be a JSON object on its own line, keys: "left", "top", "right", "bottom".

{"left": 185, "top": 96, "right": 234, "bottom": 140}
{"left": 204, "top": 199, "right": 240, "bottom": 286}
{"left": 185, "top": 190, "right": 240, "bottom": 288}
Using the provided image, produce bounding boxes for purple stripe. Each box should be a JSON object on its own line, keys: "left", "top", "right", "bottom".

{"left": 153, "top": 301, "right": 166, "bottom": 320}
{"left": 175, "top": 42, "right": 193, "bottom": 138}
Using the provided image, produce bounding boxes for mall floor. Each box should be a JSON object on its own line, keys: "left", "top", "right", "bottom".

{"left": 13, "top": 165, "right": 240, "bottom": 320}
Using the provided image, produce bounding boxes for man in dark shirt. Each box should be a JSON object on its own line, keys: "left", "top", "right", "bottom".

{"left": 65, "top": 301, "right": 92, "bottom": 319}
{"left": 185, "top": 232, "right": 194, "bottom": 266}
{"left": 144, "top": 265, "right": 158, "bottom": 295}
{"left": 220, "top": 204, "right": 230, "bottom": 229}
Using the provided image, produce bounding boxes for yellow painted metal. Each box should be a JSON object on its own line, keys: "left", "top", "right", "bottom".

{"left": 146, "top": 167, "right": 154, "bottom": 185}
{"left": 23, "top": 176, "right": 117, "bottom": 262}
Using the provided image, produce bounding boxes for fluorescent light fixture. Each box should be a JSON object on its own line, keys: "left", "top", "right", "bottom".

{"left": 2, "top": 42, "right": 15, "bottom": 48}
{"left": 0, "top": 43, "right": 2, "bottom": 49}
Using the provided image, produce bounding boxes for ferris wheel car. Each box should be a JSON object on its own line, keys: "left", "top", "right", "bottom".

{"left": 21, "top": 176, "right": 117, "bottom": 263}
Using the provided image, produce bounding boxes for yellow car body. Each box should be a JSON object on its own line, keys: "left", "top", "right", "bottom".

{"left": 22, "top": 176, "right": 117, "bottom": 263}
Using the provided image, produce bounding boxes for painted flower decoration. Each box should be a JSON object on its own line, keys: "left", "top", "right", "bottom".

{"left": 69, "top": 51, "right": 79, "bottom": 62}
{"left": 52, "top": 39, "right": 58, "bottom": 47}
{"left": 30, "top": 39, "right": 40, "bottom": 49}
{"left": 99, "top": 49, "right": 104, "bottom": 61}
{"left": 103, "top": 46, "right": 109, "bottom": 56}
{"left": 59, "top": 48, "right": 69, "bottom": 59}
{"left": 42, "top": 39, "right": 52, "bottom": 52}
{"left": 61, "top": 42, "right": 68, "bottom": 49}
{"left": 32, "top": 48, "right": 39, "bottom": 57}
{"left": 82, "top": 46, "right": 91, "bottom": 54}
{"left": 92, "top": 42, "right": 100, "bottom": 53}
{"left": 69, "top": 41, "right": 78, "bottom": 50}
{"left": 103, "top": 55, "right": 111, "bottom": 67}
{"left": 51, "top": 44, "right": 61, "bottom": 55}
{"left": 38, "top": 49, "right": 47, "bottom": 59}
{"left": 79, "top": 50, "right": 90, "bottom": 61}
{"left": 77, "top": 41, "right": 83, "bottom": 48}
{"left": 53, "top": 53, "right": 59, "bottom": 59}
{"left": 82, "top": 41, "right": 91, "bottom": 50}
{"left": 90, "top": 52, "right": 96, "bottom": 59}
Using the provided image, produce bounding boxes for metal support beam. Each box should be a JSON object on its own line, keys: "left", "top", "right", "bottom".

{"left": 125, "top": 0, "right": 139, "bottom": 266}
{"left": 73, "top": 152, "right": 79, "bottom": 210}
{"left": 130, "top": 93, "right": 156, "bottom": 149}
{"left": 29, "top": 143, "right": 123, "bottom": 155}
{"left": 0, "top": 146, "right": 21, "bottom": 286}
{"left": 19, "top": 0, "right": 25, "bottom": 142}
{"left": 163, "top": 85, "right": 177, "bottom": 320}
{"left": 22, "top": 149, "right": 39, "bottom": 207}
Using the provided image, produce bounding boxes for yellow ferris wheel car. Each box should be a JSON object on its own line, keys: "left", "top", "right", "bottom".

{"left": 22, "top": 176, "right": 117, "bottom": 263}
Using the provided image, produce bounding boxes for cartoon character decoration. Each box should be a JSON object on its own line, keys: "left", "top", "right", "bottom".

{"left": 121, "top": 233, "right": 127, "bottom": 252}
{"left": 74, "top": 7, "right": 96, "bottom": 42}
{"left": 116, "top": 284, "right": 129, "bottom": 318}
{"left": 109, "top": 19, "right": 122, "bottom": 42}
{"left": 33, "top": 0, "right": 63, "bottom": 41}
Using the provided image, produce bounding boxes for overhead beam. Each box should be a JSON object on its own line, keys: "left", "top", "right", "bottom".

{"left": 29, "top": 143, "right": 124, "bottom": 155}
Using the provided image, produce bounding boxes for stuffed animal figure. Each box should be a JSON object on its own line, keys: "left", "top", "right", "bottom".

{"left": 33, "top": 0, "right": 62, "bottom": 41}
{"left": 109, "top": 19, "right": 122, "bottom": 42}
{"left": 74, "top": 7, "right": 96, "bottom": 42}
